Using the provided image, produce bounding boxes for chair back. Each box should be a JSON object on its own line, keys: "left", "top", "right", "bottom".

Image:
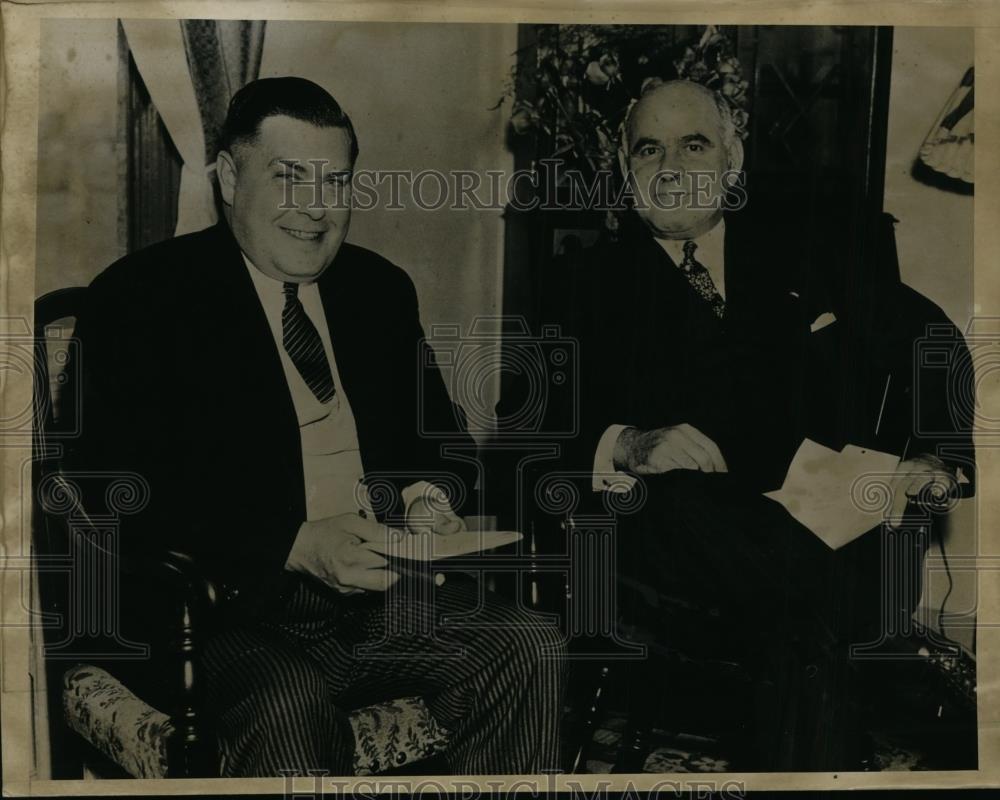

{"left": 33, "top": 287, "right": 86, "bottom": 446}
{"left": 31, "top": 287, "right": 89, "bottom": 778}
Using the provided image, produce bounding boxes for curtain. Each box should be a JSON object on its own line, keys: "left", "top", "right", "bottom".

{"left": 122, "top": 19, "right": 266, "bottom": 236}
{"left": 919, "top": 66, "right": 973, "bottom": 185}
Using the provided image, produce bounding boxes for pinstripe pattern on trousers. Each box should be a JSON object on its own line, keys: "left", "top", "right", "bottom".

{"left": 202, "top": 573, "right": 567, "bottom": 777}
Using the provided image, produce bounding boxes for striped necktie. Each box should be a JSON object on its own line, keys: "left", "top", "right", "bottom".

{"left": 679, "top": 240, "right": 725, "bottom": 319}
{"left": 281, "top": 282, "right": 336, "bottom": 404}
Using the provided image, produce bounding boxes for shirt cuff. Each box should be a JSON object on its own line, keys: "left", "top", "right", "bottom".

{"left": 592, "top": 424, "right": 638, "bottom": 493}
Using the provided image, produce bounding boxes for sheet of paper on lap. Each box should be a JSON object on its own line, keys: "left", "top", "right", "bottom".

{"left": 364, "top": 530, "right": 523, "bottom": 561}
{"left": 764, "top": 439, "right": 901, "bottom": 550}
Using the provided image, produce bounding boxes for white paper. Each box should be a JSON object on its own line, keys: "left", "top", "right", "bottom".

{"left": 765, "top": 439, "right": 901, "bottom": 550}
{"left": 363, "top": 530, "right": 523, "bottom": 561}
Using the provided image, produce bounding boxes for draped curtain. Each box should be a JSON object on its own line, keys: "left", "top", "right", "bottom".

{"left": 122, "top": 19, "right": 266, "bottom": 236}
{"left": 919, "top": 66, "right": 974, "bottom": 185}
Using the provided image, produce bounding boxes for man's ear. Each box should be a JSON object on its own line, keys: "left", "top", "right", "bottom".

{"left": 727, "top": 138, "right": 745, "bottom": 173}
{"left": 216, "top": 150, "right": 238, "bottom": 207}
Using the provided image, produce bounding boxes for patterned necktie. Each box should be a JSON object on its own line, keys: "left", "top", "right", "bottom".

{"left": 281, "top": 282, "right": 337, "bottom": 404}
{"left": 679, "top": 240, "right": 725, "bottom": 319}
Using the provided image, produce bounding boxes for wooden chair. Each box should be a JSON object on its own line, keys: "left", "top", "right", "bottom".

{"left": 31, "top": 288, "right": 449, "bottom": 778}
{"left": 514, "top": 213, "right": 979, "bottom": 773}
{"left": 513, "top": 470, "right": 754, "bottom": 773}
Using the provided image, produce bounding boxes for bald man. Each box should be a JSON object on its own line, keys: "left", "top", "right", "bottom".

{"left": 541, "top": 80, "right": 972, "bottom": 771}
{"left": 557, "top": 81, "right": 808, "bottom": 493}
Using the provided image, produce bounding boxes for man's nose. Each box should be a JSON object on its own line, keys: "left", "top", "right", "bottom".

{"left": 300, "top": 191, "right": 327, "bottom": 221}
{"left": 658, "top": 149, "right": 684, "bottom": 180}
{"left": 305, "top": 205, "right": 326, "bottom": 221}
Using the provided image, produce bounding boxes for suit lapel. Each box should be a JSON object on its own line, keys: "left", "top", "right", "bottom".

{"left": 197, "top": 223, "right": 303, "bottom": 488}
{"left": 722, "top": 210, "right": 749, "bottom": 322}
{"left": 630, "top": 219, "right": 728, "bottom": 342}
{"left": 315, "top": 248, "right": 362, "bottom": 409}
{"left": 314, "top": 247, "right": 385, "bottom": 475}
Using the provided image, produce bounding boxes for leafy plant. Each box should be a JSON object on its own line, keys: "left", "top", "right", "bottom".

{"left": 498, "top": 25, "right": 749, "bottom": 175}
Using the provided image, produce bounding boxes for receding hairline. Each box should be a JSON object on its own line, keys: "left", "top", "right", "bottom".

{"left": 625, "top": 80, "right": 726, "bottom": 146}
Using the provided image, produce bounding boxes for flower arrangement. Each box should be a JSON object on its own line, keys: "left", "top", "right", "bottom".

{"left": 499, "top": 25, "right": 750, "bottom": 175}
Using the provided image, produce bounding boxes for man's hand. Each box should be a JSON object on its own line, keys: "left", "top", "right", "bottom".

{"left": 405, "top": 483, "right": 466, "bottom": 536}
{"left": 614, "top": 424, "right": 728, "bottom": 475}
{"left": 285, "top": 513, "right": 405, "bottom": 593}
{"left": 889, "top": 454, "right": 957, "bottom": 520}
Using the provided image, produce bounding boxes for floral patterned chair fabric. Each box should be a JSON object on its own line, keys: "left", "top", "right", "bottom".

{"left": 63, "top": 666, "right": 173, "bottom": 778}
{"left": 62, "top": 665, "right": 449, "bottom": 778}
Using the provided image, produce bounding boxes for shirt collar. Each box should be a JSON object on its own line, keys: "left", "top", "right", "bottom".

{"left": 243, "top": 254, "right": 325, "bottom": 326}
{"left": 242, "top": 252, "right": 322, "bottom": 296}
{"left": 653, "top": 218, "right": 726, "bottom": 270}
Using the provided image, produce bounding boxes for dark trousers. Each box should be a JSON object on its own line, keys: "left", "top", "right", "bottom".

{"left": 202, "top": 574, "right": 566, "bottom": 777}
{"left": 615, "top": 471, "right": 930, "bottom": 771}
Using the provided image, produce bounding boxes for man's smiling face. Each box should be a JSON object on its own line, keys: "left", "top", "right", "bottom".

{"left": 218, "top": 114, "right": 354, "bottom": 283}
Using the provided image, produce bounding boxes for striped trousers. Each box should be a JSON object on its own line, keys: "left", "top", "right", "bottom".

{"left": 202, "top": 572, "right": 566, "bottom": 777}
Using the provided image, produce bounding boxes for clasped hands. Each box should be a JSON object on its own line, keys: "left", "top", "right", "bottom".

{"left": 285, "top": 484, "right": 465, "bottom": 594}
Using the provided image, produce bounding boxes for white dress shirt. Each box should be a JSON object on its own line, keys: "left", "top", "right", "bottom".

{"left": 244, "top": 256, "right": 370, "bottom": 520}
{"left": 591, "top": 221, "right": 726, "bottom": 492}
{"left": 244, "top": 256, "right": 435, "bottom": 522}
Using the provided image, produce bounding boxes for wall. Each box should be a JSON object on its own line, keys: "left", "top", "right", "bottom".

{"left": 885, "top": 27, "right": 977, "bottom": 652}
{"left": 885, "top": 27, "right": 974, "bottom": 330}
{"left": 32, "top": 21, "right": 977, "bottom": 403}
{"left": 35, "top": 19, "right": 517, "bottom": 436}
{"left": 33, "top": 21, "right": 980, "bottom": 648}
{"left": 35, "top": 18, "right": 122, "bottom": 298}
{"left": 260, "top": 22, "right": 517, "bottom": 436}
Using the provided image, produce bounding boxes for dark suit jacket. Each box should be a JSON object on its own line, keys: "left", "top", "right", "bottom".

{"left": 541, "top": 206, "right": 975, "bottom": 494}
{"left": 543, "top": 208, "right": 813, "bottom": 492}
{"left": 66, "top": 221, "right": 475, "bottom": 617}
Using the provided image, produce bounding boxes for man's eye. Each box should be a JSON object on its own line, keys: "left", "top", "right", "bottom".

{"left": 686, "top": 143, "right": 705, "bottom": 153}
{"left": 637, "top": 145, "right": 660, "bottom": 158}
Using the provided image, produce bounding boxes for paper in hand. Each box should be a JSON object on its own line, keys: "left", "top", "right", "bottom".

{"left": 364, "top": 530, "right": 523, "bottom": 562}
{"left": 764, "top": 439, "right": 901, "bottom": 550}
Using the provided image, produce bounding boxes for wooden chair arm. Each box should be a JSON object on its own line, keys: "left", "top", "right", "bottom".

{"left": 110, "top": 547, "right": 222, "bottom": 776}
{"left": 134, "top": 549, "right": 222, "bottom": 614}
{"left": 59, "top": 532, "right": 223, "bottom": 775}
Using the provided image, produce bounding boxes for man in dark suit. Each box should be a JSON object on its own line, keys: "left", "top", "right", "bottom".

{"left": 67, "top": 77, "right": 565, "bottom": 777}
{"left": 546, "top": 80, "right": 973, "bottom": 769}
